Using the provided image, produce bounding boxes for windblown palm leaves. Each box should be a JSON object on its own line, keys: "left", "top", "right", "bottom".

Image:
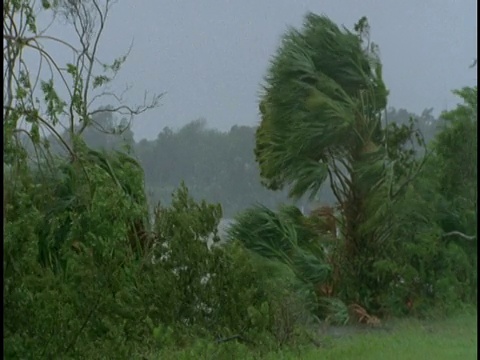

{"left": 255, "top": 13, "right": 388, "bottom": 199}
{"left": 228, "top": 204, "right": 331, "bottom": 289}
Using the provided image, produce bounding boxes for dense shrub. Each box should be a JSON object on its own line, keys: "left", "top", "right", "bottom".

{"left": 4, "top": 159, "right": 315, "bottom": 358}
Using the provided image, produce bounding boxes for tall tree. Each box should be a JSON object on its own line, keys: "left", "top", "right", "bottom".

{"left": 255, "top": 14, "right": 387, "bottom": 275}
{"left": 251, "top": 14, "right": 426, "bottom": 307}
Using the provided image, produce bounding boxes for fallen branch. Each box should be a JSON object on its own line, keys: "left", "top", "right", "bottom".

{"left": 442, "top": 231, "right": 476, "bottom": 241}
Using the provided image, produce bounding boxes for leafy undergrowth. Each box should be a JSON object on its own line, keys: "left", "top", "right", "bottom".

{"left": 150, "top": 311, "right": 477, "bottom": 360}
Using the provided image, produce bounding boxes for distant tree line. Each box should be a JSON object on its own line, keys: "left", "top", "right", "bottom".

{"left": 39, "top": 107, "right": 441, "bottom": 218}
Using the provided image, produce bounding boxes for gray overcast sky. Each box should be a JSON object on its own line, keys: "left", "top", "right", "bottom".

{"left": 49, "top": 0, "right": 478, "bottom": 140}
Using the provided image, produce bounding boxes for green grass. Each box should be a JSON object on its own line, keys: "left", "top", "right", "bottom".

{"left": 285, "top": 313, "right": 478, "bottom": 360}
{"left": 153, "top": 312, "right": 477, "bottom": 360}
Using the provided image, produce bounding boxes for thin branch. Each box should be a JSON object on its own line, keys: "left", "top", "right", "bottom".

{"left": 87, "top": 86, "right": 130, "bottom": 109}
{"left": 4, "top": 105, "right": 75, "bottom": 159}
{"left": 82, "top": 0, "right": 107, "bottom": 110}
{"left": 442, "top": 231, "right": 476, "bottom": 241}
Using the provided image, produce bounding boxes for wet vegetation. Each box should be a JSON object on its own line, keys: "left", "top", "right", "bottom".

{"left": 3, "top": 1, "right": 476, "bottom": 359}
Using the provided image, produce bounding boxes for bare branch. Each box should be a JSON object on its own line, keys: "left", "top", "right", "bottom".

{"left": 442, "top": 231, "right": 476, "bottom": 241}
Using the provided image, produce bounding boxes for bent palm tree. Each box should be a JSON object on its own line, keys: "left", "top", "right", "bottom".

{"left": 252, "top": 14, "right": 391, "bottom": 306}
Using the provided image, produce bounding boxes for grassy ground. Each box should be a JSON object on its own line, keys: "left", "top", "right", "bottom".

{"left": 288, "top": 312, "right": 478, "bottom": 360}
{"left": 153, "top": 312, "right": 477, "bottom": 360}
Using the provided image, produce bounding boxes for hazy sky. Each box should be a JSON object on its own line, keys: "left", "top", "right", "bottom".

{"left": 43, "top": 0, "right": 478, "bottom": 141}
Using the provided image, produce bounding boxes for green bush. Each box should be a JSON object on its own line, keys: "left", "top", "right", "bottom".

{"left": 4, "top": 158, "right": 313, "bottom": 358}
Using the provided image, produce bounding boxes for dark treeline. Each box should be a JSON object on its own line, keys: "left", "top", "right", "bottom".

{"left": 136, "top": 119, "right": 295, "bottom": 217}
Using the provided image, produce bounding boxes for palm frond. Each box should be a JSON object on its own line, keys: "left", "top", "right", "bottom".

{"left": 228, "top": 204, "right": 332, "bottom": 288}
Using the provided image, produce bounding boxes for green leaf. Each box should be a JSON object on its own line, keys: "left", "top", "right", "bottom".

{"left": 92, "top": 75, "right": 111, "bottom": 89}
